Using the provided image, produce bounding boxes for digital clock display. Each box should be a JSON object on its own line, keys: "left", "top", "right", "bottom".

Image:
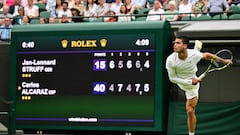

{"left": 11, "top": 22, "right": 171, "bottom": 132}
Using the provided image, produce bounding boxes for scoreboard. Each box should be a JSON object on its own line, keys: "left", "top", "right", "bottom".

{"left": 10, "top": 22, "right": 172, "bottom": 132}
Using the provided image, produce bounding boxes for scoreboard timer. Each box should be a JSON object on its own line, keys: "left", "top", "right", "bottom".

{"left": 10, "top": 22, "right": 172, "bottom": 132}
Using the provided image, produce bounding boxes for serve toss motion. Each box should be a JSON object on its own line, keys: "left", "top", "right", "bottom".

{"left": 166, "top": 36, "right": 233, "bottom": 135}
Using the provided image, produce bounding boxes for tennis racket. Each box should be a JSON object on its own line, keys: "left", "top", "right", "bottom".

{"left": 198, "top": 49, "right": 233, "bottom": 80}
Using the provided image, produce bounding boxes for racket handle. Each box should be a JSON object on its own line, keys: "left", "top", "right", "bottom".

{"left": 198, "top": 73, "right": 206, "bottom": 80}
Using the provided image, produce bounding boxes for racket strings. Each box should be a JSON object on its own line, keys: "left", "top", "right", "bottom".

{"left": 212, "top": 60, "right": 220, "bottom": 67}
{"left": 212, "top": 50, "right": 232, "bottom": 69}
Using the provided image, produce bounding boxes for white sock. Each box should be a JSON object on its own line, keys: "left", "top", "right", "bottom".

{"left": 189, "top": 131, "right": 195, "bottom": 135}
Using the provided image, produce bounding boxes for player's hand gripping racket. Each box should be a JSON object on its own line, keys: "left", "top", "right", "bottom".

{"left": 198, "top": 49, "right": 233, "bottom": 80}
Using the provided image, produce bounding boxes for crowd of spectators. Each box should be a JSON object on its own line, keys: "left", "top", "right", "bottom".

{"left": 146, "top": 0, "right": 237, "bottom": 21}
{"left": 0, "top": 0, "right": 239, "bottom": 24}
{"left": 0, "top": 0, "right": 239, "bottom": 40}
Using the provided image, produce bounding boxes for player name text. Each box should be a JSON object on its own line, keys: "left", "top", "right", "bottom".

{"left": 21, "top": 89, "right": 56, "bottom": 95}
{"left": 22, "top": 82, "right": 40, "bottom": 88}
{"left": 22, "top": 59, "right": 56, "bottom": 65}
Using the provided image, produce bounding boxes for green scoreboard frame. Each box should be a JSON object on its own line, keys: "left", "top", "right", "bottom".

{"left": 10, "top": 21, "right": 172, "bottom": 133}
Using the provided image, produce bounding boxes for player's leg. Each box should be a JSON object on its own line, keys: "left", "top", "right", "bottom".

{"left": 186, "top": 96, "right": 198, "bottom": 135}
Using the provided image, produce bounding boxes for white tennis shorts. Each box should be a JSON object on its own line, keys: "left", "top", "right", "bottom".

{"left": 185, "top": 83, "right": 200, "bottom": 99}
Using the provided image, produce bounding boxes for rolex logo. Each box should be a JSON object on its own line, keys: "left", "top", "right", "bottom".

{"left": 61, "top": 40, "right": 68, "bottom": 48}
{"left": 100, "top": 39, "right": 107, "bottom": 47}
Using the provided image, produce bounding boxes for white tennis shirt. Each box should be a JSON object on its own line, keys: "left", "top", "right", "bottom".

{"left": 166, "top": 49, "right": 203, "bottom": 92}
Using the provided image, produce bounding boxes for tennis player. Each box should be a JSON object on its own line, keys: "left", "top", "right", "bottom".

{"left": 165, "top": 35, "right": 232, "bottom": 135}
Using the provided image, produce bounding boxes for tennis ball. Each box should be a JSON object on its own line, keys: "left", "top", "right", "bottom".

{"left": 194, "top": 40, "right": 202, "bottom": 51}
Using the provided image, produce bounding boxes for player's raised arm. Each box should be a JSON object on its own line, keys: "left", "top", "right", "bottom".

{"left": 202, "top": 52, "right": 232, "bottom": 65}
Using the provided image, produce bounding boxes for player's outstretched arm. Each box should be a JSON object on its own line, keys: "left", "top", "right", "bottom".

{"left": 202, "top": 52, "right": 232, "bottom": 65}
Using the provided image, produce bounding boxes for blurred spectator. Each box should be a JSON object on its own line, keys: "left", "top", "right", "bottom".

{"left": 59, "top": 14, "right": 71, "bottom": 23}
{"left": 146, "top": 0, "right": 165, "bottom": 21}
{"left": 9, "top": 0, "right": 22, "bottom": 16}
{"left": 192, "top": 0, "right": 207, "bottom": 17}
{"left": 46, "top": 0, "right": 56, "bottom": 17}
{"left": 96, "top": 0, "right": 109, "bottom": 17}
{"left": 55, "top": 0, "right": 63, "bottom": 17}
{"left": 110, "top": 0, "right": 123, "bottom": 14}
{"left": 165, "top": 0, "right": 179, "bottom": 21}
{"left": 125, "top": 0, "right": 135, "bottom": 14}
{"left": 84, "top": 0, "right": 97, "bottom": 18}
{"left": 48, "top": 16, "right": 56, "bottom": 23}
{"left": 3, "top": 0, "right": 15, "bottom": 7}
{"left": 72, "top": 0, "right": 85, "bottom": 16}
{"left": 39, "top": 17, "right": 45, "bottom": 24}
{"left": 0, "top": 17, "right": 12, "bottom": 41}
{"left": 208, "top": 0, "right": 230, "bottom": 16}
{"left": 66, "top": 0, "right": 75, "bottom": 9}
{"left": 71, "top": 7, "right": 83, "bottom": 22}
{"left": 24, "top": 0, "right": 39, "bottom": 19}
{"left": 22, "top": 15, "right": 29, "bottom": 24}
{"left": 105, "top": 10, "right": 117, "bottom": 22}
{"left": 117, "top": 4, "right": 133, "bottom": 22}
{"left": 227, "top": 0, "right": 232, "bottom": 5}
{"left": 12, "top": 6, "right": 24, "bottom": 24}
{"left": 0, "top": 5, "right": 13, "bottom": 18}
{"left": 131, "top": 0, "right": 146, "bottom": 10}
{"left": 0, "top": 5, "right": 13, "bottom": 25}
{"left": 58, "top": 1, "right": 72, "bottom": 22}
{"left": 178, "top": 0, "right": 192, "bottom": 19}
{"left": 163, "top": 0, "right": 180, "bottom": 10}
